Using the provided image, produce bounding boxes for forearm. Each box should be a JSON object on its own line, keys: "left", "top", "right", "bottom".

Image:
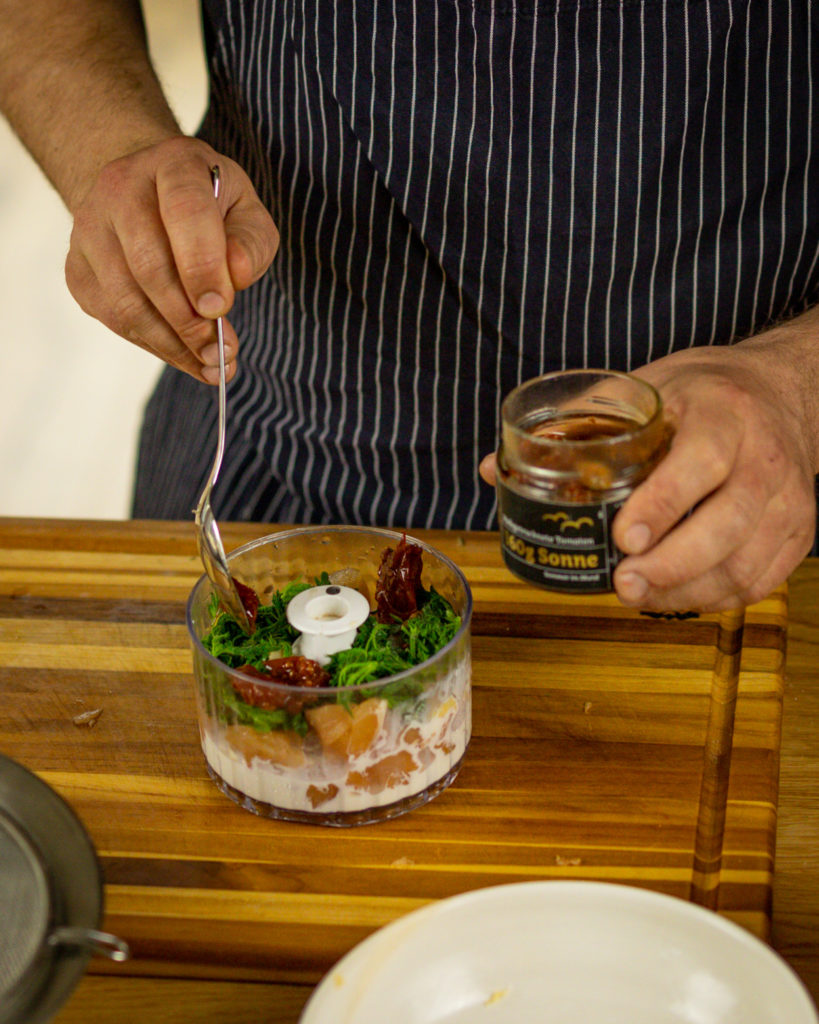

{"left": 0, "top": 0, "right": 182, "bottom": 210}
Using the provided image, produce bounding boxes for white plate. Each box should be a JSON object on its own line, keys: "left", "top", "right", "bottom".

{"left": 300, "top": 881, "right": 817, "bottom": 1024}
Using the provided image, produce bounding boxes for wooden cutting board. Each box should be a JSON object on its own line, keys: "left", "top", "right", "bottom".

{"left": 0, "top": 517, "right": 786, "bottom": 990}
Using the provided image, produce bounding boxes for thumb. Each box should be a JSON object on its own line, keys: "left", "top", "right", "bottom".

{"left": 479, "top": 452, "right": 497, "bottom": 486}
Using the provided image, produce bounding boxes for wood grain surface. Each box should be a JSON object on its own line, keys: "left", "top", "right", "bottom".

{"left": 0, "top": 517, "right": 812, "bottom": 1023}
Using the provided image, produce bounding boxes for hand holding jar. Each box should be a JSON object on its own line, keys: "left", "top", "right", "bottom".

{"left": 483, "top": 321, "right": 819, "bottom": 612}
{"left": 611, "top": 332, "right": 817, "bottom": 612}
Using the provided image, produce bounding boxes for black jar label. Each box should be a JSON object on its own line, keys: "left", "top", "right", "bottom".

{"left": 497, "top": 478, "right": 626, "bottom": 593}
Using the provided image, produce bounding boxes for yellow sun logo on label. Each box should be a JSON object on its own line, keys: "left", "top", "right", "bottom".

{"left": 541, "top": 511, "right": 595, "bottom": 532}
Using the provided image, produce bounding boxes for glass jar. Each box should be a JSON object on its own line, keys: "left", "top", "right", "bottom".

{"left": 187, "top": 526, "right": 472, "bottom": 826}
{"left": 496, "top": 370, "right": 669, "bottom": 594}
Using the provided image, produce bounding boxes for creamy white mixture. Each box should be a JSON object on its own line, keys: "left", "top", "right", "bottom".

{"left": 200, "top": 663, "right": 470, "bottom": 817}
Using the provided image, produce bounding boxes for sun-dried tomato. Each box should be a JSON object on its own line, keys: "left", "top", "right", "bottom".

{"left": 231, "top": 577, "right": 260, "bottom": 631}
{"left": 231, "top": 656, "right": 330, "bottom": 714}
{"left": 374, "top": 534, "right": 424, "bottom": 623}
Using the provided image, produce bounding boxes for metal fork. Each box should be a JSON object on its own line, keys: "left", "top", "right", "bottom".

{"left": 193, "top": 166, "right": 253, "bottom": 634}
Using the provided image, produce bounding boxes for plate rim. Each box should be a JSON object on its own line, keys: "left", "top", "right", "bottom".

{"left": 301, "top": 880, "right": 819, "bottom": 1024}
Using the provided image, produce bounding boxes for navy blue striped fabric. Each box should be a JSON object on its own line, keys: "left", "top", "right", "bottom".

{"left": 134, "top": 0, "right": 819, "bottom": 548}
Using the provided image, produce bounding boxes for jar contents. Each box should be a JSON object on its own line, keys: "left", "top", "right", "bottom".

{"left": 496, "top": 371, "right": 669, "bottom": 594}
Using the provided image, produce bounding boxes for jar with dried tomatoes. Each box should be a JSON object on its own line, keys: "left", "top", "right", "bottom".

{"left": 496, "top": 369, "right": 670, "bottom": 594}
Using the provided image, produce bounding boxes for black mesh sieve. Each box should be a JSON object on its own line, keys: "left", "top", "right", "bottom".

{"left": 0, "top": 809, "right": 52, "bottom": 999}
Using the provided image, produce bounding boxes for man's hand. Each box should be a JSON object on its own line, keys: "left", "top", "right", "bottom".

{"left": 64, "top": 137, "right": 279, "bottom": 383}
{"left": 611, "top": 339, "right": 817, "bottom": 611}
{"left": 480, "top": 322, "right": 819, "bottom": 611}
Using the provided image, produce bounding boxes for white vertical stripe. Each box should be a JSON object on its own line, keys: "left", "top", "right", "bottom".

{"left": 729, "top": 4, "right": 751, "bottom": 339}
{"left": 316, "top": 5, "right": 352, "bottom": 519}
{"left": 427, "top": 3, "right": 463, "bottom": 527}
{"left": 537, "top": 1, "right": 560, "bottom": 370}
{"left": 309, "top": 3, "right": 339, "bottom": 521}
{"left": 517, "top": 9, "right": 538, "bottom": 382}
{"left": 404, "top": 2, "right": 440, "bottom": 528}
{"left": 281, "top": 3, "right": 319, "bottom": 521}
{"left": 469, "top": 10, "right": 518, "bottom": 530}
{"left": 351, "top": 6, "right": 388, "bottom": 521}
{"left": 268, "top": 0, "right": 301, "bottom": 477}
{"left": 581, "top": 3, "right": 603, "bottom": 366}
{"left": 748, "top": 0, "right": 774, "bottom": 335}
{"left": 667, "top": 0, "right": 690, "bottom": 355}
{"left": 494, "top": 13, "right": 516, "bottom": 384}
{"left": 766, "top": 0, "right": 793, "bottom": 322}
{"left": 460, "top": 9, "right": 499, "bottom": 528}
{"left": 336, "top": 4, "right": 366, "bottom": 513}
{"left": 231, "top": 0, "right": 278, "bottom": 466}
{"left": 387, "top": 0, "right": 420, "bottom": 526}
{"left": 794, "top": 0, "right": 816, "bottom": 301}
{"left": 287, "top": 1, "right": 328, "bottom": 519}
{"left": 603, "top": 3, "right": 624, "bottom": 369}
{"left": 625, "top": 1, "right": 647, "bottom": 370}
{"left": 559, "top": 5, "right": 581, "bottom": 367}
{"left": 688, "top": 0, "right": 713, "bottom": 348}
{"left": 250, "top": 1, "right": 270, "bottom": 214}
{"left": 367, "top": 3, "right": 399, "bottom": 523}
{"left": 441, "top": 7, "right": 478, "bottom": 529}
{"left": 216, "top": 8, "right": 270, "bottom": 451}
{"left": 218, "top": 1, "right": 278, "bottom": 516}
{"left": 708, "top": 0, "right": 735, "bottom": 345}
{"left": 645, "top": 0, "right": 668, "bottom": 363}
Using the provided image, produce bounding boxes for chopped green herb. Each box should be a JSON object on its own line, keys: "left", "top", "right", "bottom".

{"left": 200, "top": 574, "right": 461, "bottom": 731}
{"left": 201, "top": 660, "right": 308, "bottom": 735}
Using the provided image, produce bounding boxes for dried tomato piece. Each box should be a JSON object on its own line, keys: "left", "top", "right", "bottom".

{"left": 375, "top": 535, "right": 424, "bottom": 623}
{"left": 231, "top": 577, "right": 260, "bottom": 631}
{"left": 263, "top": 655, "right": 331, "bottom": 687}
{"left": 231, "top": 656, "right": 330, "bottom": 714}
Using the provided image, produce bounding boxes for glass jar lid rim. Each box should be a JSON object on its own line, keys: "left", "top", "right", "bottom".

{"left": 502, "top": 370, "right": 664, "bottom": 448}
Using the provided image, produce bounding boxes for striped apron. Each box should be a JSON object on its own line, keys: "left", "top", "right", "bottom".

{"left": 134, "top": 0, "right": 819, "bottom": 545}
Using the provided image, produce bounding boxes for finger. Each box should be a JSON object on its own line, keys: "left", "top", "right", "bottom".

{"left": 96, "top": 179, "right": 241, "bottom": 371}
{"left": 615, "top": 528, "right": 810, "bottom": 612}
{"left": 612, "top": 505, "right": 765, "bottom": 610}
{"left": 110, "top": 191, "right": 233, "bottom": 362}
{"left": 479, "top": 453, "right": 497, "bottom": 486}
{"left": 612, "top": 411, "right": 744, "bottom": 556}
{"left": 66, "top": 244, "right": 238, "bottom": 383}
{"left": 614, "top": 476, "right": 812, "bottom": 610}
{"left": 155, "top": 157, "right": 235, "bottom": 318}
{"left": 615, "top": 457, "right": 775, "bottom": 594}
{"left": 67, "top": 241, "right": 202, "bottom": 374}
{"left": 223, "top": 193, "right": 280, "bottom": 292}
{"left": 198, "top": 319, "right": 240, "bottom": 368}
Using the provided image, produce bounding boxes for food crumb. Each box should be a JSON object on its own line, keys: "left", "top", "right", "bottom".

{"left": 72, "top": 708, "right": 103, "bottom": 727}
{"left": 390, "top": 857, "right": 415, "bottom": 868}
{"left": 484, "top": 988, "right": 509, "bottom": 1007}
{"left": 583, "top": 701, "right": 592, "bottom": 714}
{"left": 555, "top": 854, "right": 583, "bottom": 866}
{"left": 333, "top": 973, "right": 345, "bottom": 988}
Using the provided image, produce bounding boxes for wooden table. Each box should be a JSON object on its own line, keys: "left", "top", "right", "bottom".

{"left": 0, "top": 518, "right": 816, "bottom": 1022}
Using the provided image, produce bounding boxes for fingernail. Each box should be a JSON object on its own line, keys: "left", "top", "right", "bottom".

{"left": 197, "top": 291, "right": 225, "bottom": 317}
{"left": 623, "top": 523, "right": 651, "bottom": 554}
{"left": 618, "top": 572, "right": 648, "bottom": 603}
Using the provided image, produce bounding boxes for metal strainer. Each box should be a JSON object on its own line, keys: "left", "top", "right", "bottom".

{"left": 0, "top": 810, "right": 50, "bottom": 1000}
{"left": 0, "top": 756, "right": 129, "bottom": 1024}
